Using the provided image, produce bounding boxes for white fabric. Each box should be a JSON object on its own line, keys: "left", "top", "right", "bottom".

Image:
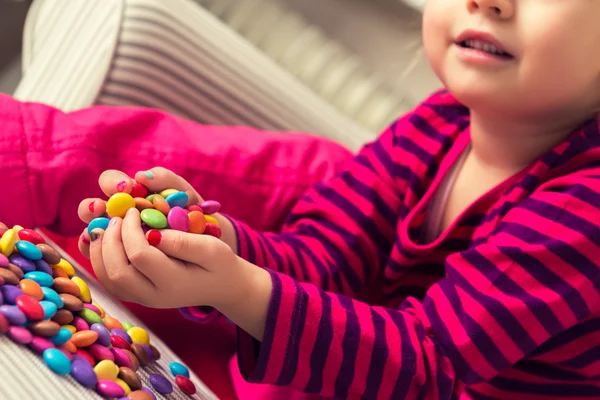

{"left": 14, "top": 0, "right": 389, "bottom": 150}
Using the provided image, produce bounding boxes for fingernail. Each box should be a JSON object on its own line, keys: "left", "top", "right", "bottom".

{"left": 88, "top": 201, "right": 95, "bottom": 213}
{"left": 143, "top": 170, "right": 154, "bottom": 179}
{"left": 116, "top": 181, "right": 127, "bottom": 192}
{"left": 90, "top": 231, "right": 102, "bottom": 242}
{"left": 81, "top": 234, "right": 90, "bottom": 245}
{"left": 109, "top": 218, "right": 118, "bottom": 226}
{"left": 127, "top": 208, "right": 136, "bottom": 216}
{"left": 147, "top": 230, "right": 162, "bottom": 246}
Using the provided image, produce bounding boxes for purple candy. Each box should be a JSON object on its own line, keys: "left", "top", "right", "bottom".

{"left": 8, "top": 255, "right": 36, "bottom": 273}
{"left": 142, "top": 387, "right": 157, "bottom": 400}
{"left": 29, "top": 336, "right": 55, "bottom": 354}
{"left": 71, "top": 359, "right": 98, "bottom": 387}
{"left": 110, "top": 328, "right": 132, "bottom": 344}
{"left": 149, "top": 373, "right": 173, "bottom": 394}
{"left": 0, "top": 254, "right": 8, "bottom": 268}
{"left": 0, "top": 290, "right": 3, "bottom": 306}
{"left": 0, "top": 305, "right": 26, "bottom": 325}
{"left": 140, "top": 344, "right": 154, "bottom": 362}
{"left": 1, "top": 285, "right": 23, "bottom": 305}
{"left": 199, "top": 200, "right": 220, "bottom": 215}
{"left": 34, "top": 259, "right": 52, "bottom": 275}
{"left": 90, "top": 323, "right": 111, "bottom": 347}
{"left": 72, "top": 317, "right": 89, "bottom": 332}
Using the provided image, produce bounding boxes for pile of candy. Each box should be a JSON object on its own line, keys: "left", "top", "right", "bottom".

{"left": 0, "top": 223, "right": 198, "bottom": 399}
{"left": 87, "top": 184, "right": 222, "bottom": 238}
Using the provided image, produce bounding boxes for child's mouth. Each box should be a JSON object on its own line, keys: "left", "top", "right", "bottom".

{"left": 457, "top": 39, "right": 514, "bottom": 59}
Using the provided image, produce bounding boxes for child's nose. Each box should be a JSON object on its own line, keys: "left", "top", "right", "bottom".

{"left": 466, "top": 0, "right": 514, "bottom": 20}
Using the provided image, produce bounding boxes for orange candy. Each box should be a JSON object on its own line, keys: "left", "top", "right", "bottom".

{"left": 103, "top": 315, "right": 123, "bottom": 331}
{"left": 188, "top": 211, "right": 206, "bottom": 234}
{"left": 71, "top": 330, "right": 98, "bottom": 347}
{"left": 152, "top": 196, "right": 170, "bottom": 215}
{"left": 19, "top": 279, "right": 44, "bottom": 300}
{"left": 134, "top": 198, "right": 154, "bottom": 211}
{"left": 60, "top": 340, "right": 77, "bottom": 353}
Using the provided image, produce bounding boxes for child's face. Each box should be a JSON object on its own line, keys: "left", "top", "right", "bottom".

{"left": 423, "top": 0, "right": 600, "bottom": 123}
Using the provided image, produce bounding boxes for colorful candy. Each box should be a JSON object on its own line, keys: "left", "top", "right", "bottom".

{"left": 0, "top": 223, "right": 196, "bottom": 399}
{"left": 169, "top": 361, "right": 190, "bottom": 378}
{"left": 43, "top": 348, "right": 72, "bottom": 375}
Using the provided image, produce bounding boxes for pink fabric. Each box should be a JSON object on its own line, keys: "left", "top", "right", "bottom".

{"left": 0, "top": 93, "right": 353, "bottom": 399}
{"left": 0, "top": 93, "right": 352, "bottom": 234}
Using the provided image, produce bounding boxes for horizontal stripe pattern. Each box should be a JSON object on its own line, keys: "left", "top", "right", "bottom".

{"left": 195, "top": 91, "right": 600, "bottom": 398}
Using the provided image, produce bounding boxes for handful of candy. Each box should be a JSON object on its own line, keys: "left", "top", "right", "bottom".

{"left": 87, "top": 182, "right": 222, "bottom": 239}
{"left": 0, "top": 224, "right": 198, "bottom": 399}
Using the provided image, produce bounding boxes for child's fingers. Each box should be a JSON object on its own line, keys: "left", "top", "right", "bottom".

{"left": 134, "top": 167, "right": 202, "bottom": 206}
{"left": 88, "top": 229, "right": 114, "bottom": 293}
{"left": 78, "top": 229, "right": 91, "bottom": 259}
{"left": 102, "top": 217, "right": 155, "bottom": 295}
{"left": 121, "top": 208, "right": 175, "bottom": 283}
{"left": 78, "top": 198, "right": 107, "bottom": 223}
{"left": 98, "top": 170, "right": 135, "bottom": 197}
{"left": 146, "top": 228, "right": 228, "bottom": 269}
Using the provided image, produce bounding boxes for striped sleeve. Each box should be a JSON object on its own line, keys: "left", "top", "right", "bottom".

{"left": 231, "top": 122, "right": 402, "bottom": 300}
{"left": 235, "top": 177, "right": 600, "bottom": 399}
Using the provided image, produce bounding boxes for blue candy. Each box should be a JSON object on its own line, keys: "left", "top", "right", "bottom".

{"left": 88, "top": 217, "right": 110, "bottom": 235}
{"left": 165, "top": 191, "right": 189, "bottom": 208}
{"left": 50, "top": 327, "right": 73, "bottom": 346}
{"left": 169, "top": 361, "right": 190, "bottom": 378}
{"left": 41, "top": 287, "right": 64, "bottom": 308}
{"left": 24, "top": 271, "right": 54, "bottom": 287}
{"left": 43, "top": 348, "right": 71, "bottom": 375}
{"left": 39, "top": 300, "right": 58, "bottom": 319}
{"left": 15, "top": 240, "right": 43, "bottom": 260}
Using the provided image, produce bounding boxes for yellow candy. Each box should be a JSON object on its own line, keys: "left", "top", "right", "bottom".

{"left": 204, "top": 215, "right": 219, "bottom": 226}
{"left": 0, "top": 229, "right": 17, "bottom": 257}
{"left": 52, "top": 258, "right": 75, "bottom": 277}
{"left": 62, "top": 325, "right": 77, "bottom": 334}
{"left": 159, "top": 188, "right": 179, "bottom": 198}
{"left": 72, "top": 277, "right": 91, "bottom": 303}
{"left": 12, "top": 225, "right": 24, "bottom": 232}
{"left": 92, "top": 301, "right": 105, "bottom": 318}
{"left": 127, "top": 327, "right": 150, "bottom": 346}
{"left": 106, "top": 193, "right": 136, "bottom": 218}
{"left": 94, "top": 360, "right": 119, "bottom": 381}
{"left": 115, "top": 378, "right": 132, "bottom": 395}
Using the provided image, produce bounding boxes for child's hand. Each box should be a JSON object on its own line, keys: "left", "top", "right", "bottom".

{"left": 77, "top": 167, "right": 204, "bottom": 257}
{"left": 88, "top": 207, "right": 246, "bottom": 309}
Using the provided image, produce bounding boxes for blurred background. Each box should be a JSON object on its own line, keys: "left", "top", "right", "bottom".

{"left": 0, "top": 0, "right": 439, "bottom": 149}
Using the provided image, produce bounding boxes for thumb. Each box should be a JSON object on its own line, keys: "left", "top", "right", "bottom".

{"left": 99, "top": 170, "right": 136, "bottom": 196}
{"left": 146, "top": 229, "right": 231, "bottom": 268}
{"left": 134, "top": 167, "right": 202, "bottom": 206}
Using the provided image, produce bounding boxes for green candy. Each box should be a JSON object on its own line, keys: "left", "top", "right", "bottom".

{"left": 122, "top": 321, "right": 134, "bottom": 331}
{"left": 79, "top": 308, "right": 103, "bottom": 325}
{"left": 140, "top": 208, "right": 168, "bottom": 229}
{"left": 145, "top": 194, "right": 159, "bottom": 203}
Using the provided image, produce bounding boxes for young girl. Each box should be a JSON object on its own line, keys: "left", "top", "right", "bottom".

{"left": 2, "top": 0, "right": 600, "bottom": 399}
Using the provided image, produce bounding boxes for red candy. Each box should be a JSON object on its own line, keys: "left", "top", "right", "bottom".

{"left": 187, "top": 205, "right": 203, "bottom": 214}
{"left": 0, "top": 313, "right": 9, "bottom": 334}
{"left": 16, "top": 294, "right": 45, "bottom": 320}
{"left": 130, "top": 183, "right": 149, "bottom": 199}
{"left": 75, "top": 349, "right": 96, "bottom": 366}
{"left": 111, "top": 335, "right": 132, "bottom": 351}
{"left": 175, "top": 375, "right": 197, "bottom": 395}
{"left": 204, "top": 223, "right": 222, "bottom": 238}
{"left": 17, "top": 229, "right": 45, "bottom": 245}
